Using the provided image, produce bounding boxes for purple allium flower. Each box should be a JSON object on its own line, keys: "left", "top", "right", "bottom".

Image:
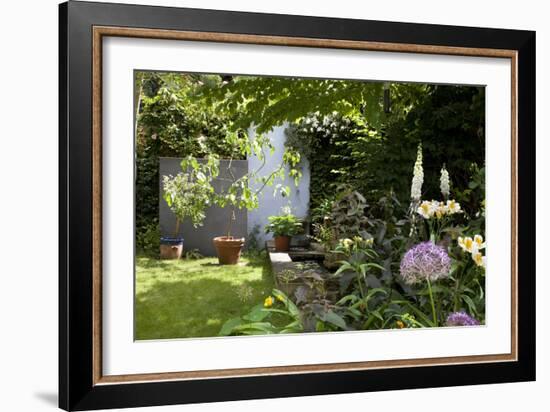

{"left": 399, "top": 241, "right": 451, "bottom": 284}
{"left": 446, "top": 311, "right": 480, "bottom": 326}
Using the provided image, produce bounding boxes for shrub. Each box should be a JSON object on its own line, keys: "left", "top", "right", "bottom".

{"left": 136, "top": 218, "right": 160, "bottom": 256}
{"left": 265, "top": 211, "right": 303, "bottom": 237}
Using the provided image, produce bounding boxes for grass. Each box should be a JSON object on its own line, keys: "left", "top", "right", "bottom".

{"left": 135, "top": 253, "right": 274, "bottom": 340}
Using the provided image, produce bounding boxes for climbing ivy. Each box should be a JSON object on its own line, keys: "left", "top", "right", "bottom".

{"left": 283, "top": 83, "right": 485, "bottom": 218}
{"left": 135, "top": 72, "right": 246, "bottom": 254}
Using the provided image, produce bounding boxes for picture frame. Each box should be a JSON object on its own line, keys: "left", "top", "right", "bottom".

{"left": 59, "top": 1, "right": 536, "bottom": 410}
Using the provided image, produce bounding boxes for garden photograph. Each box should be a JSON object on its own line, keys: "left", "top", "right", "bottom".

{"left": 134, "top": 71, "right": 486, "bottom": 340}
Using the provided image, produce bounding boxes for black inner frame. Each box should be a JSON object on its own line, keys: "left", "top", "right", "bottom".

{"left": 59, "top": 1, "right": 536, "bottom": 411}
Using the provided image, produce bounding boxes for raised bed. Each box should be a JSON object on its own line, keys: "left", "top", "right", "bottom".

{"left": 266, "top": 241, "right": 339, "bottom": 304}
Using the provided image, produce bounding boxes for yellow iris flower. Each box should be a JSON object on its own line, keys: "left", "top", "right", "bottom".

{"left": 446, "top": 199, "right": 461, "bottom": 214}
{"left": 474, "top": 234, "right": 485, "bottom": 250}
{"left": 417, "top": 201, "right": 433, "bottom": 219}
{"left": 458, "top": 235, "right": 486, "bottom": 270}
{"left": 472, "top": 251, "right": 486, "bottom": 267}
{"left": 458, "top": 236, "right": 474, "bottom": 253}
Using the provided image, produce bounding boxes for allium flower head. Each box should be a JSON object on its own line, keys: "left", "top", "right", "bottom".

{"left": 446, "top": 311, "right": 480, "bottom": 326}
{"left": 400, "top": 241, "right": 451, "bottom": 284}
{"left": 410, "top": 143, "right": 424, "bottom": 201}
{"left": 440, "top": 166, "right": 451, "bottom": 198}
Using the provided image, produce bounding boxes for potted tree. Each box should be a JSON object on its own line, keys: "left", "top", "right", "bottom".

{"left": 212, "top": 175, "right": 256, "bottom": 265}
{"left": 212, "top": 221, "right": 246, "bottom": 264}
{"left": 211, "top": 134, "right": 300, "bottom": 264}
{"left": 161, "top": 156, "right": 217, "bottom": 259}
{"left": 181, "top": 132, "right": 303, "bottom": 264}
{"left": 265, "top": 208, "right": 303, "bottom": 252}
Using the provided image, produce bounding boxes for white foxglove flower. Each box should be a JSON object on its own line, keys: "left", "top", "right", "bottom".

{"left": 410, "top": 143, "right": 424, "bottom": 201}
{"left": 440, "top": 165, "right": 451, "bottom": 198}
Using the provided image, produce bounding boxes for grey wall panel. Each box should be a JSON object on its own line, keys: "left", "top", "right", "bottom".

{"left": 159, "top": 157, "right": 248, "bottom": 256}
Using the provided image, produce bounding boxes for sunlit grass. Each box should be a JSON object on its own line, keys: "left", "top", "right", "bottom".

{"left": 135, "top": 254, "right": 273, "bottom": 340}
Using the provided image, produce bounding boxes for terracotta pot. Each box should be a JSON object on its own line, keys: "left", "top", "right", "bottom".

{"left": 160, "top": 237, "right": 184, "bottom": 259}
{"left": 213, "top": 236, "right": 245, "bottom": 265}
{"left": 274, "top": 235, "right": 291, "bottom": 252}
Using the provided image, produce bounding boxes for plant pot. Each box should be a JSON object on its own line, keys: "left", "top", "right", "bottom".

{"left": 274, "top": 235, "right": 291, "bottom": 252}
{"left": 160, "top": 237, "right": 184, "bottom": 259}
{"left": 213, "top": 236, "right": 245, "bottom": 265}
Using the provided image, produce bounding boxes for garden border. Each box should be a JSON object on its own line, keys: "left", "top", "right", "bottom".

{"left": 60, "top": 1, "right": 534, "bottom": 410}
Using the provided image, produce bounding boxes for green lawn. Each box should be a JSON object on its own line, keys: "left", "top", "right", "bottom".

{"left": 135, "top": 253, "right": 274, "bottom": 340}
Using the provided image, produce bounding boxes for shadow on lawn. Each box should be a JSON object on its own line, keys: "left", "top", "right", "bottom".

{"left": 135, "top": 256, "right": 273, "bottom": 340}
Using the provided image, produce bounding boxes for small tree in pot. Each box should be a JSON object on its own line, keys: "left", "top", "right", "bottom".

{"left": 180, "top": 133, "right": 303, "bottom": 264}
{"left": 209, "top": 131, "right": 303, "bottom": 264}
{"left": 212, "top": 172, "right": 258, "bottom": 265}
{"left": 161, "top": 156, "right": 218, "bottom": 259}
{"left": 265, "top": 207, "right": 303, "bottom": 252}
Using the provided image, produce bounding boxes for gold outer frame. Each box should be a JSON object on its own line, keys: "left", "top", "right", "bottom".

{"left": 92, "top": 26, "right": 518, "bottom": 386}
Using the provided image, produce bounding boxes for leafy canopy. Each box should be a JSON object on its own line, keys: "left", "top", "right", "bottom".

{"left": 197, "top": 76, "right": 387, "bottom": 135}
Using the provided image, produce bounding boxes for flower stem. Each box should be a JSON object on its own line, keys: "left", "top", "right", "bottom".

{"left": 427, "top": 278, "right": 437, "bottom": 326}
{"left": 453, "top": 276, "right": 461, "bottom": 312}
{"left": 357, "top": 274, "right": 366, "bottom": 300}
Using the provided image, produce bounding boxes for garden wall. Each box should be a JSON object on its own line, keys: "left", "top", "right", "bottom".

{"left": 248, "top": 125, "right": 311, "bottom": 244}
{"left": 159, "top": 157, "right": 248, "bottom": 256}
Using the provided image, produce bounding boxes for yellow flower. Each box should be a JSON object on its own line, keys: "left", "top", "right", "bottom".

{"left": 474, "top": 234, "right": 485, "bottom": 250}
{"left": 458, "top": 236, "right": 474, "bottom": 253}
{"left": 264, "top": 296, "right": 274, "bottom": 307}
{"left": 417, "top": 200, "right": 433, "bottom": 219}
{"left": 396, "top": 320, "right": 405, "bottom": 329}
{"left": 435, "top": 202, "right": 446, "bottom": 219}
{"left": 446, "top": 199, "right": 461, "bottom": 214}
{"left": 275, "top": 294, "right": 285, "bottom": 302}
{"left": 342, "top": 238, "right": 353, "bottom": 248}
{"left": 431, "top": 200, "right": 443, "bottom": 219}
{"left": 472, "top": 251, "right": 485, "bottom": 268}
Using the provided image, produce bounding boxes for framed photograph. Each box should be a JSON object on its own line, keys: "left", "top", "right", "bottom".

{"left": 59, "top": 1, "right": 535, "bottom": 410}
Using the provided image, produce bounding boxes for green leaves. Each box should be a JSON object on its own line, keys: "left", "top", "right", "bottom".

{"left": 242, "top": 304, "right": 271, "bottom": 322}
{"left": 197, "top": 76, "right": 386, "bottom": 135}
{"left": 218, "top": 289, "right": 304, "bottom": 336}
{"left": 162, "top": 155, "right": 220, "bottom": 232}
{"left": 265, "top": 213, "right": 303, "bottom": 236}
{"left": 219, "top": 318, "right": 243, "bottom": 336}
{"left": 321, "top": 311, "right": 347, "bottom": 330}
